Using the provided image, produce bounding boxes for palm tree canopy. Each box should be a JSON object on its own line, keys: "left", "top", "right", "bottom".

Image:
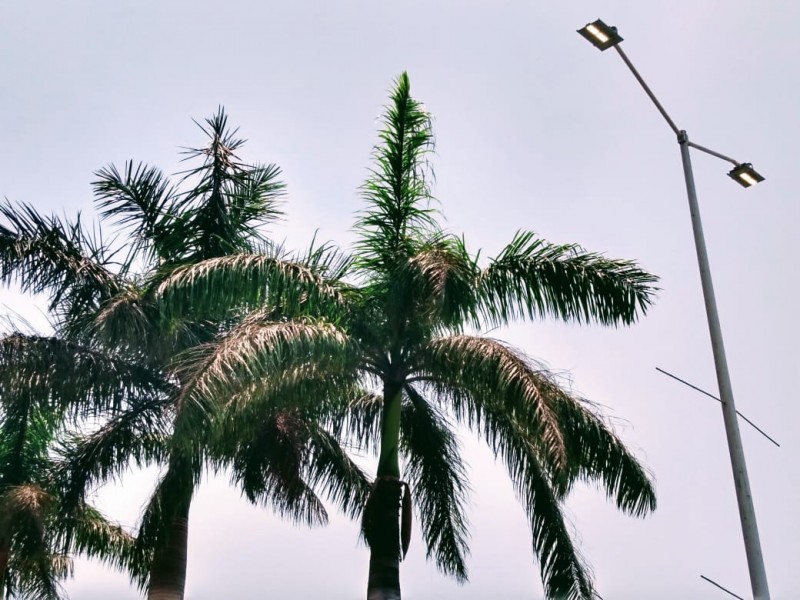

{"left": 0, "top": 334, "right": 134, "bottom": 599}
{"left": 0, "top": 109, "right": 370, "bottom": 594}
{"left": 93, "top": 108, "right": 286, "bottom": 269}
{"left": 158, "top": 73, "right": 658, "bottom": 599}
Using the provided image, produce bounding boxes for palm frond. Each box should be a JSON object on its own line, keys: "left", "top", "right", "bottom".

{"left": 323, "top": 392, "right": 383, "bottom": 456}
{"left": 401, "top": 385, "right": 470, "bottom": 581}
{"left": 93, "top": 161, "right": 184, "bottom": 267}
{"left": 413, "top": 335, "right": 567, "bottom": 468}
{"left": 175, "top": 315, "right": 358, "bottom": 417}
{"left": 218, "top": 410, "right": 328, "bottom": 527}
{"left": 0, "top": 398, "right": 58, "bottom": 486}
{"left": 428, "top": 382, "right": 596, "bottom": 599}
{"left": 55, "top": 394, "right": 172, "bottom": 508}
{"left": 177, "top": 108, "right": 285, "bottom": 260}
{"left": 223, "top": 162, "right": 286, "bottom": 235}
{"left": 304, "top": 421, "right": 372, "bottom": 520}
{"left": 89, "top": 281, "right": 209, "bottom": 366}
{"left": 355, "top": 72, "right": 438, "bottom": 273}
{"left": 552, "top": 392, "right": 656, "bottom": 517}
{"left": 414, "top": 334, "right": 609, "bottom": 596}
{"left": 302, "top": 237, "right": 354, "bottom": 284}
{"left": 0, "top": 201, "right": 120, "bottom": 324}
{"left": 399, "top": 235, "right": 480, "bottom": 329}
{"left": 155, "top": 251, "right": 346, "bottom": 321}
{"left": 5, "top": 551, "right": 69, "bottom": 600}
{"left": 511, "top": 439, "right": 596, "bottom": 600}
{"left": 480, "top": 231, "right": 658, "bottom": 327}
{"left": 0, "top": 333, "right": 168, "bottom": 419}
{"left": 89, "top": 284, "right": 155, "bottom": 355}
{"left": 55, "top": 502, "right": 135, "bottom": 573}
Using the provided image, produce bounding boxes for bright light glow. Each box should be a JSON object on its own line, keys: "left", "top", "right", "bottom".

{"left": 586, "top": 24, "right": 609, "bottom": 43}
{"left": 738, "top": 172, "right": 759, "bottom": 186}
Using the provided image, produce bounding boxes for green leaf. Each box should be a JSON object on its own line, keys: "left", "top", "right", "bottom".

{"left": 480, "top": 230, "right": 659, "bottom": 327}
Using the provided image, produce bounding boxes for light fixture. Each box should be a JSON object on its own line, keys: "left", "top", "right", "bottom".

{"left": 728, "top": 163, "right": 765, "bottom": 188}
{"left": 577, "top": 19, "right": 623, "bottom": 51}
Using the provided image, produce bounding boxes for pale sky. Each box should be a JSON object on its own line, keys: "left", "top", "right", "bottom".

{"left": 1, "top": 1, "right": 798, "bottom": 599}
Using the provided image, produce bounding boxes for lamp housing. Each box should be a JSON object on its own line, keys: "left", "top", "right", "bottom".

{"left": 728, "top": 163, "right": 764, "bottom": 188}
{"left": 577, "top": 19, "right": 623, "bottom": 51}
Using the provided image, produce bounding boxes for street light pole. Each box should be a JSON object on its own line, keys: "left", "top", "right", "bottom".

{"left": 577, "top": 19, "right": 770, "bottom": 599}
{"left": 677, "top": 130, "right": 770, "bottom": 600}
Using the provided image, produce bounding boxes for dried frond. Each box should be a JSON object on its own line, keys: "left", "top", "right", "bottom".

{"left": 176, "top": 316, "right": 357, "bottom": 416}
{"left": 413, "top": 335, "right": 567, "bottom": 468}
{"left": 155, "top": 252, "right": 345, "bottom": 320}
{"left": 0, "top": 484, "right": 52, "bottom": 532}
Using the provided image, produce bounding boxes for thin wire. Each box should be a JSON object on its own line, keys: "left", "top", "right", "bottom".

{"left": 700, "top": 575, "right": 746, "bottom": 600}
{"left": 656, "top": 367, "right": 780, "bottom": 447}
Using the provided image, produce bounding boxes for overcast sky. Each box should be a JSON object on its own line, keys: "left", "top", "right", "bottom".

{"left": 1, "top": 1, "right": 798, "bottom": 599}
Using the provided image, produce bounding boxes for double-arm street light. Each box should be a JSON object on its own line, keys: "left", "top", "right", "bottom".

{"left": 578, "top": 18, "right": 769, "bottom": 600}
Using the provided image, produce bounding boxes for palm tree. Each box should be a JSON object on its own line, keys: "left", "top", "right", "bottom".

{"left": 0, "top": 333, "right": 135, "bottom": 599}
{"left": 158, "top": 73, "right": 660, "bottom": 599}
{"left": 0, "top": 111, "right": 369, "bottom": 599}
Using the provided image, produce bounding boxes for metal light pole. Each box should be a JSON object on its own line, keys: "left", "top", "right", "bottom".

{"left": 578, "top": 19, "right": 770, "bottom": 600}
{"left": 677, "top": 131, "right": 770, "bottom": 600}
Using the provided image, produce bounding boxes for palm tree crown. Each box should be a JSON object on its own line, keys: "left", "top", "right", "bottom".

{"left": 0, "top": 110, "right": 369, "bottom": 599}
{"left": 159, "top": 73, "right": 659, "bottom": 599}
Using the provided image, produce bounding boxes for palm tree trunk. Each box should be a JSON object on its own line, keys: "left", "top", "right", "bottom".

{"left": 366, "top": 382, "right": 404, "bottom": 600}
{"left": 147, "top": 503, "right": 190, "bottom": 600}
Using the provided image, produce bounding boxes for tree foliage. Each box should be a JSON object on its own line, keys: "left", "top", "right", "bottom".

{"left": 154, "top": 73, "right": 658, "bottom": 599}
{"left": 0, "top": 109, "right": 368, "bottom": 596}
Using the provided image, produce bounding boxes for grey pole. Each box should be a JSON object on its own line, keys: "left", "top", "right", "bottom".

{"left": 677, "top": 130, "right": 770, "bottom": 600}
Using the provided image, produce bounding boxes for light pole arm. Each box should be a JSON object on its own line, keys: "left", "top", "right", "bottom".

{"left": 613, "top": 45, "right": 742, "bottom": 167}
{"left": 613, "top": 45, "right": 680, "bottom": 135}
{"left": 685, "top": 140, "right": 741, "bottom": 166}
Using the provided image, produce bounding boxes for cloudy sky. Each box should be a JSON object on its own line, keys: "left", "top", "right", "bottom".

{"left": 1, "top": 1, "right": 798, "bottom": 598}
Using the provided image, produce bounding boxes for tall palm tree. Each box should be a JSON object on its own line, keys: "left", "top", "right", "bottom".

{"left": 0, "top": 333, "right": 136, "bottom": 599}
{"left": 0, "top": 111, "right": 369, "bottom": 599}
{"left": 157, "top": 73, "right": 660, "bottom": 599}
